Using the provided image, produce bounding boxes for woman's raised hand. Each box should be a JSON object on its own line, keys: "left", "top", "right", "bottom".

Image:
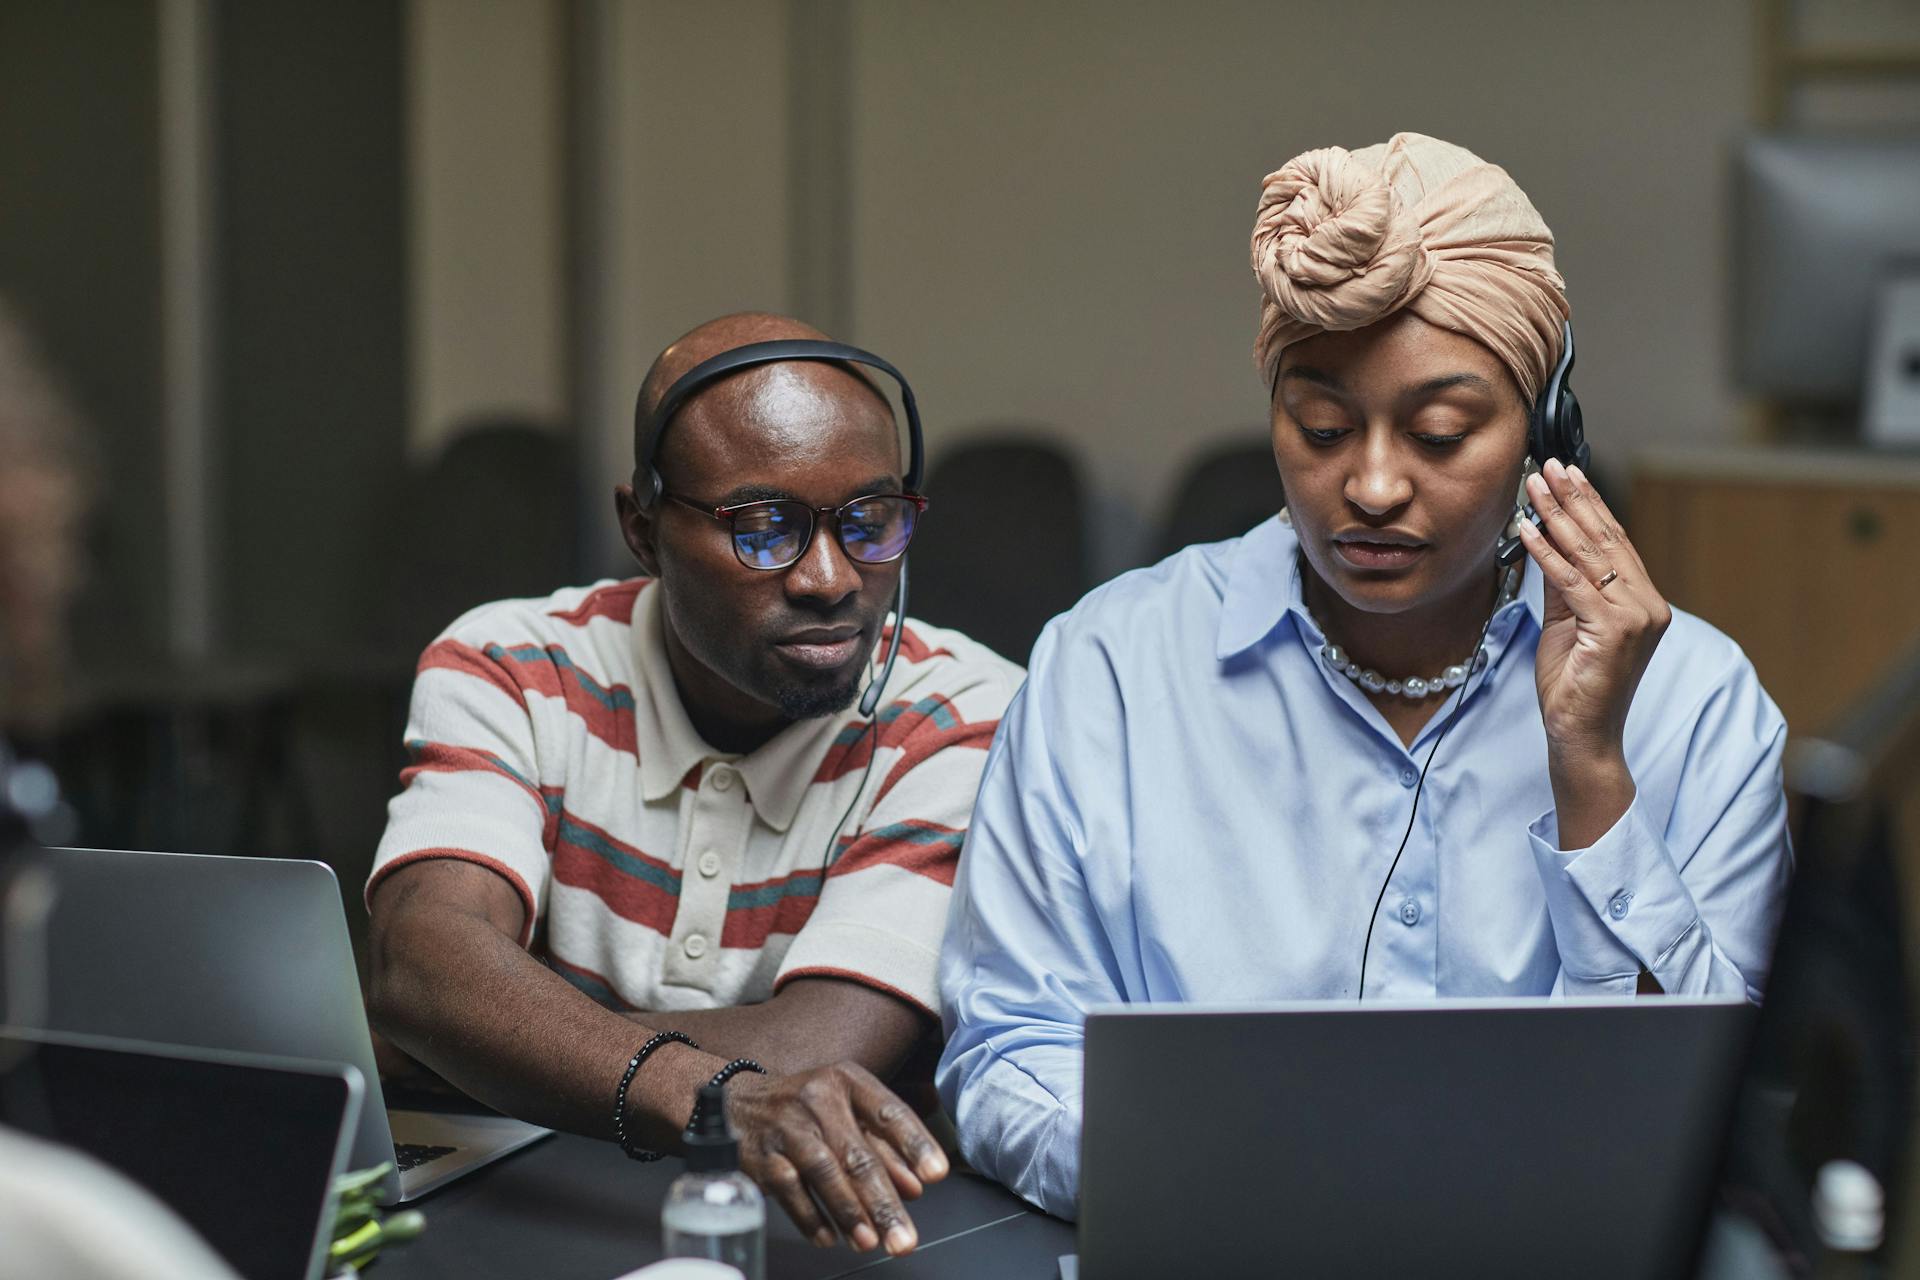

{"left": 1515, "top": 458, "right": 1672, "bottom": 844}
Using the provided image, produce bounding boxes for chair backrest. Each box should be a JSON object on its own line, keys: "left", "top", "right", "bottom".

{"left": 1155, "top": 437, "right": 1283, "bottom": 561}
{"left": 907, "top": 434, "right": 1088, "bottom": 666}
{"left": 380, "top": 417, "right": 579, "bottom": 654}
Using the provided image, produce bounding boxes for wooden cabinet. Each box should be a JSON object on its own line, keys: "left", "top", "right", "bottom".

{"left": 1632, "top": 447, "right": 1920, "bottom": 736}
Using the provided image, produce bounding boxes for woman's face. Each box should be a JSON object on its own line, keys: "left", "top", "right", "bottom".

{"left": 1270, "top": 310, "right": 1530, "bottom": 617}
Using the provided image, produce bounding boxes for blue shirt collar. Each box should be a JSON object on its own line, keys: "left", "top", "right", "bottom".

{"left": 1214, "top": 515, "right": 1544, "bottom": 662}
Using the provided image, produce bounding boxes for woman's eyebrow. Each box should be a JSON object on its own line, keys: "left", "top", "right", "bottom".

{"left": 1279, "top": 366, "right": 1345, "bottom": 393}
{"left": 1404, "top": 372, "right": 1496, "bottom": 399}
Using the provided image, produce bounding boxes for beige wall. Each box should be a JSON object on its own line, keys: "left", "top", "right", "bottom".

{"left": 406, "top": 0, "right": 567, "bottom": 459}
{"left": 414, "top": 4, "right": 1920, "bottom": 578}
{"left": 847, "top": 0, "right": 1757, "bottom": 567}
{"left": 576, "top": 0, "right": 795, "bottom": 564}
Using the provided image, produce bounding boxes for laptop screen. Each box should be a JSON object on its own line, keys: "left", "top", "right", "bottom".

{"left": 0, "top": 1032, "right": 357, "bottom": 1280}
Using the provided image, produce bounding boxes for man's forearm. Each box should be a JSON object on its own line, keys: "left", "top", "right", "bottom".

{"left": 619, "top": 978, "right": 930, "bottom": 1079}
{"left": 368, "top": 904, "right": 718, "bottom": 1150}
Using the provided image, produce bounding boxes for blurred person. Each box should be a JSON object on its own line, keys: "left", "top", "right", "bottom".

{"left": 0, "top": 298, "right": 241, "bottom": 1279}
{"left": 0, "top": 302, "right": 90, "bottom": 737}
{"left": 366, "top": 312, "right": 1021, "bottom": 1256}
{"left": 937, "top": 133, "right": 1794, "bottom": 1217}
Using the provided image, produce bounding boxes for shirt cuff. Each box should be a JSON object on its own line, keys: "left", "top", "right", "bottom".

{"left": 1527, "top": 796, "right": 1703, "bottom": 990}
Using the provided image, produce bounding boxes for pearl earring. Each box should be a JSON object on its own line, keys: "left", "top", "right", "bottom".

{"left": 1278, "top": 506, "right": 1292, "bottom": 528}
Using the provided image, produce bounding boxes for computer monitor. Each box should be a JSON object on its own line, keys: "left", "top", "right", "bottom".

{"left": 1699, "top": 636, "right": 1920, "bottom": 1272}
{"left": 1734, "top": 133, "right": 1920, "bottom": 406}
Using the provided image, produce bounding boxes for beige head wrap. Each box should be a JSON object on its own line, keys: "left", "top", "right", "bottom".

{"left": 1251, "top": 132, "right": 1569, "bottom": 404}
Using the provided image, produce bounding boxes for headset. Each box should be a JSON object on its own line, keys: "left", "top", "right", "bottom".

{"left": 634, "top": 339, "right": 928, "bottom": 876}
{"left": 1496, "top": 319, "right": 1589, "bottom": 567}
{"left": 1358, "top": 318, "right": 1589, "bottom": 996}
{"left": 633, "top": 338, "right": 927, "bottom": 720}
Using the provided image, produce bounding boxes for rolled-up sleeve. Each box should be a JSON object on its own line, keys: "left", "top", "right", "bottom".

{"left": 936, "top": 625, "right": 1121, "bottom": 1221}
{"left": 1528, "top": 654, "right": 1792, "bottom": 1001}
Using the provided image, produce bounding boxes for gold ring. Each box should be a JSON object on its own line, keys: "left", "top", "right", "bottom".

{"left": 1596, "top": 569, "right": 1619, "bottom": 589}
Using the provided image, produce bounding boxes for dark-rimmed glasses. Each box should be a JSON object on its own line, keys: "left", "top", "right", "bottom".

{"left": 662, "top": 491, "right": 928, "bottom": 571}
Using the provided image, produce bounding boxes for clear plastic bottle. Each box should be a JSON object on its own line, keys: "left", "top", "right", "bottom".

{"left": 1812, "top": 1159, "right": 1884, "bottom": 1280}
{"left": 662, "top": 1085, "right": 764, "bottom": 1280}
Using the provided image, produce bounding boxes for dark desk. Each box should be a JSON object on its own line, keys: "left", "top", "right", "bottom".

{"left": 381, "top": 1132, "right": 1075, "bottom": 1280}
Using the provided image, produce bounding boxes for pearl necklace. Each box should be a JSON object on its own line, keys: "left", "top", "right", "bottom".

{"left": 1311, "top": 565, "right": 1521, "bottom": 701}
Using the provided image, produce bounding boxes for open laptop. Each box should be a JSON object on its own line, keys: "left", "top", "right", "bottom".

{"left": 27, "top": 846, "right": 549, "bottom": 1203}
{"left": 1, "top": 1026, "right": 361, "bottom": 1280}
{"left": 1077, "top": 997, "right": 1752, "bottom": 1280}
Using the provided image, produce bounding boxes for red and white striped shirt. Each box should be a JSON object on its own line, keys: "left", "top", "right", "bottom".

{"left": 367, "top": 578, "right": 1022, "bottom": 1017}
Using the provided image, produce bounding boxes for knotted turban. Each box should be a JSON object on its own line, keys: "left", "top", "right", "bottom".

{"left": 1251, "top": 132, "right": 1569, "bottom": 404}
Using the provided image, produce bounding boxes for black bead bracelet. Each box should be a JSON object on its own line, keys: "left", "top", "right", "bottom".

{"left": 614, "top": 1030, "right": 698, "bottom": 1161}
{"left": 686, "top": 1058, "right": 767, "bottom": 1133}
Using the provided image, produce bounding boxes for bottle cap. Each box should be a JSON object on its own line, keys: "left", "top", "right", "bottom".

{"left": 1813, "top": 1159, "right": 1885, "bottom": 1252}
{"left": 612, "top": 1261, "right": 744, "bottom": 1279}
{"left": 684, "top": 1084, "right": 739, "bottom": 1173}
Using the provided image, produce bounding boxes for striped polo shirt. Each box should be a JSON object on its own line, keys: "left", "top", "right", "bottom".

{"left": 367, "top": 578, "right": 1022, "bottom": 1018}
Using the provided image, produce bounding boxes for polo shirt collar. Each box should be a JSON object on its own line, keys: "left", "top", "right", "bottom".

{"left": 630, "top": 582, "right": 844, "bottom": 832}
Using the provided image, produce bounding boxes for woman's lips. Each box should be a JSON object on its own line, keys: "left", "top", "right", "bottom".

{"left": 1333, "top": 540, "right": 1428, "bottom": 570}
{"left": 773, "top": 633, "right": 863, "bottom": 669}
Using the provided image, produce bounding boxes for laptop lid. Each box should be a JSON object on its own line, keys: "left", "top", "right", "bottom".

{"left": 29, "top": 847, "right": 401, "bottom": 1196}
{"left": 0, "top": 1027, "right": 361, "bottom": 1280}
{"left": 1080, "top": 998, "right": 1751, "bottom": 1280}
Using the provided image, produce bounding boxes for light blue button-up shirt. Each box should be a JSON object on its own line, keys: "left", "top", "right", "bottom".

{"left": 936, "top": 516, "right": 1792, "bottom": 1219}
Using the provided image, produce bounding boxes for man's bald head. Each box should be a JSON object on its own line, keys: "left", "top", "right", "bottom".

{"left": 616, "top": 311, "right": 914, "bottom": 746}
{"left": 633, "top": 311, "right": 892, "bottom": 476}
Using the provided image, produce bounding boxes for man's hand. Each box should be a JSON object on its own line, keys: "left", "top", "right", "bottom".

{"left": 721, "top": 1061, "right": 949, "bottom": 1256}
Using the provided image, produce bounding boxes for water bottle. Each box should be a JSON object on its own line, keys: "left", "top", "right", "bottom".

{"left": 1813, "top": 1159, "right": 1884, "bottom": 1280}
{"left": 662, "top": 1085, "right": 764, "bottom": 1280}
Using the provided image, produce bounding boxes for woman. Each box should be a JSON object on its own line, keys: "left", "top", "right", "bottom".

{"left": 934, "top": 133, "right": 1792, "bottom": 1219}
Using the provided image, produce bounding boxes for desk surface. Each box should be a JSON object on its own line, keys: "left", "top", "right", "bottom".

{"left": 381, "top": 1131, "right": 1074, "bottom": 1280}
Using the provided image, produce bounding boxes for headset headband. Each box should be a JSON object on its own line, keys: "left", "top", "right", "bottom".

{"left": 633, "top": 339, "right": 925, "bottom": 508}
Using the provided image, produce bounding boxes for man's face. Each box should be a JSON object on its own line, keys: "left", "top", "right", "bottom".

{"left": 1270, "top": 311, "right": 1531, "bottom": 616}
{"left": 623, "top": 362, "right": 904, "bottom": 727}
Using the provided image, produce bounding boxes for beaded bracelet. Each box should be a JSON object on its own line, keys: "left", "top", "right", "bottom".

{"left": 614, "top": 1031, "right": 698, "bottom": 1161}
{"left": 686, "top": 1058, "right": 767, "bottom": 1133}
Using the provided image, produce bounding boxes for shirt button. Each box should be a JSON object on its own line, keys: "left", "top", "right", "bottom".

{"left": 1608, "top": 892, "right": 1632, "bottom": 921}
{"left": 709, "top": 768, "right": 735, "bottom": 792}
{"left": 697, "top": 850, "right": 722, "bottom": 878}
{"left": 1399, "top": 898, "right": 1421, "bottom": 926}
{"left": 1399, "top": 766, "right": 1418, "bottom": 788}
{"left": 683, "top": 933, "right": 708, "bottom": 960}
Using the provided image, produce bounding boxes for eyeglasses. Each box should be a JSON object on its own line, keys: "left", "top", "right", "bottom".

{"left": 661, "top": 491, "right": 928, "bottom": 571}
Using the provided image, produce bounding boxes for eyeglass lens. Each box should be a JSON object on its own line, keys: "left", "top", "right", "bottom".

{"left": 731, "top": 496, "right": 918, "bottom": 570}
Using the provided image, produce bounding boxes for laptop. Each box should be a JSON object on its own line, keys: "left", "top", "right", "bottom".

{"left": 28, "top": 846, "right": 549, "bottom": 1203}
{"left": 0, "top": 1026, "right": 361, "bottom": 1280}
{"left": 1076, "top": 998, "right": 1752, "bottom": 1280}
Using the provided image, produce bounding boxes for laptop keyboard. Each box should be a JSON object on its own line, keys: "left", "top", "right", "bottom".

{"left": 394, "top": 1143, "right": 458, "bottom": 1172}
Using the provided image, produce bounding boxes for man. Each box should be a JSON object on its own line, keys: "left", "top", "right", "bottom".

{"left": 367, "top": 312, "right": 1021, "bottom": 1256}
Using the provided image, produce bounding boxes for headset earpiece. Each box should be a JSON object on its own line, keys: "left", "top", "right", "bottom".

{"left": 1527, "top": 320, "right": 1587, "bottom": 473}
{"left": 1500, "top": 320, "right": 1588, "bottom": 568}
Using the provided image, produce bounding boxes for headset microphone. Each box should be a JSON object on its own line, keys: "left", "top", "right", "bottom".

{"left": 860, "top": 564, "right": 908, "bottom": 719}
